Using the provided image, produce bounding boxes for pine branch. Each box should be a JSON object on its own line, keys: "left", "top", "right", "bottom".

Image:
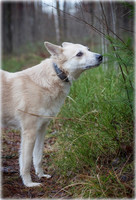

{"left": 99, "top": 2, "right": 133, "bottom": 114}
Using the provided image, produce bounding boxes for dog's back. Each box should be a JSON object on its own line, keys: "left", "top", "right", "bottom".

{"left": 1, "top": 70, "right": 20, "bottom": 128}
{"left": 1, "top": 59, "right": 70, "bottom": 129}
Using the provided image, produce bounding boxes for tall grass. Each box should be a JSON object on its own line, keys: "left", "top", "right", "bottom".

{"left": 48, "top": 38, "right": 134, "bottom": 198}
{"left": 52, "top": 64, "right": 133, "bottom": 164}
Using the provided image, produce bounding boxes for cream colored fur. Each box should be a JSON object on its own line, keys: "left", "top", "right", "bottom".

{"left": 1, "top": 42, "right": 102, "bottom": 187}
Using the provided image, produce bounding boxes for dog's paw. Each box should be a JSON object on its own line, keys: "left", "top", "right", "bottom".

{"left": 38, "top": 174, "right": 51, "bottom": 179}
{"left": 25, "top": 182, "right": 41, "bottom": 187}
{"left": 42, "top": 174, "right": 51, "bottom": 179}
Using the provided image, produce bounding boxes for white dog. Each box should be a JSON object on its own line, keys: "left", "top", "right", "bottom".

{"left": 1, "top": 42, "right": 103, "bottom": 187}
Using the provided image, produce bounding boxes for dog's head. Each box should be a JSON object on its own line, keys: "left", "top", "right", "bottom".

{"left": 44, "top": 42, "right": 103, "bottom": 81}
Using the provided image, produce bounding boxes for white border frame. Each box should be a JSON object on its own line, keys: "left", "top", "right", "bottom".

{"left": 0, "top": 0, "right": 135, "bottom": 200}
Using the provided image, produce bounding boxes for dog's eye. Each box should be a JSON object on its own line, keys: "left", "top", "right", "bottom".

{"left": 88, "top": 47, "right": 90, "bottom": 51}
{"left": 76, "top": 52, "right": 83, "bottom": 57}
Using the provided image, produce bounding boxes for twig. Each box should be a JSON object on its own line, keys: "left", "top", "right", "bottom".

{"left": 99, "top": 2, "right": 133, "bottom": 114}
{"left": 116, "top": 55, "right": 134, "bottom": 89}
{"left": 120, "top": 27, "right": 134, "bottom": 33}
{"left": 115, "top": 53, "right": 133, "bottom": 114}
{"left": 68, "top": 132, "right": 89, "bottom": 147}
{"left": 100, "top": 2, "right": 109, "bottom": 35}
{"left": 112, "top": 167, "right": 122, "bottom": 185}
{"left": 119, "top": 154, "right": 132, "bottom": 176}
{"left": 97, "top": 174, "right": 106, "bottom": 197}
{"left": 43, "top": 2, "right": 106, "bottom": 37}
{"left": 112, "top": 167, "right": 134, "bottom": 192}
{"left": 67, "top": 96, "right": 77, "bottom": 103}
{"left": 53, "top": 182, "right": 89, "bottom": 198}
{"left": 18, "top": 109, "right": 58, "bottom": 119}
{"left": 17, "top": 109, "right": 86, "bottom": 122}
{"left": 82, "top": 3, "right": 126, "bottom": 45}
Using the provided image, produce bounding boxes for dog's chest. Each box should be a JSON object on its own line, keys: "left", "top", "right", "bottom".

{"left": 38, "top": 85, "right": 70, "bottom": 124}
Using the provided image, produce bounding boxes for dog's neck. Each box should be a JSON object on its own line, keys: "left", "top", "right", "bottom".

{"left": 23, "top": 59, "right": 71, "bottom": 89}
{"left": 53, "top": 63, "right": 69, "bottom": 83}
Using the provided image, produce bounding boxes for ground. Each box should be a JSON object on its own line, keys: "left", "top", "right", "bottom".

{"left": 2, "top": 128, "right": 134, "bottom": 199}
{"left": 2, "top": 129, "right": 71, "bottom": 199}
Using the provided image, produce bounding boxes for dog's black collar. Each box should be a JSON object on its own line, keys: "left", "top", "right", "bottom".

{"left": 53, "top": 63, "right": 69, "bottom": 83}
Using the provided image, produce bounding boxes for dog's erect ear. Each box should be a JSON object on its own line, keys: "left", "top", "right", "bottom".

{"left": 44, "top": 42, "right": 62, "bottom": 56}
{"left": 62, "top": 42, "right": 73, "bottom": 47}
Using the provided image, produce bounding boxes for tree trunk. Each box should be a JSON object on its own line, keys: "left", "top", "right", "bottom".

{"left": 55, "top": 1, "right": 62, "bottom": 43}
{"left": 63, "top": 0, "right": 67, "bottom": 39}
{"left": 99, "top": 2, "right": 108, "bottom": 71}
{"left": 110, "top": 1, "right": 116, "bottom": 36}
{"left": 2, "top": 2, "right": 12, "bottom": 53}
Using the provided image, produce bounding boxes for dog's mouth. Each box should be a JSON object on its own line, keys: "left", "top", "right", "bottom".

{"left": 84, "top": 54, "right": 103, "bottom": 70}
{"left": 84, "top": 62, "right": 102, "bottom": 70}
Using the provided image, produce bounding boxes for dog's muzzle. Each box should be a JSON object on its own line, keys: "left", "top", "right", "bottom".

{"left": 96, "top": 54, "right": 103, "bottom": 62}
{"left": 85, "top": 54, "right": 103, "bottom": 70}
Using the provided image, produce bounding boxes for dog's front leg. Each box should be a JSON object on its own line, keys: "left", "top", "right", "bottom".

{"left": 20, "top": 129, "right": 41, "bottom": 187}
{"left": 33, "top": 125, "right": 51, "bottom": 179}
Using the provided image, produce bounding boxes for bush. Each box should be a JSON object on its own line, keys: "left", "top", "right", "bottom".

{"left": 49, "top": 37, "right": 134, "bottom": 197}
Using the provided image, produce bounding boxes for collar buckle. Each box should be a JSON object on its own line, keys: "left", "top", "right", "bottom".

{"left": 53, "top": 63, "right": 69, "bottom": 83}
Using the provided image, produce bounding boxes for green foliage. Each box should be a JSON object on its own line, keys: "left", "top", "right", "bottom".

{"left": 123, "top": 2, "right": 134, "bottom": 17}
{"left": 105, "top": 36, "right": 134, "bottom": 111}
{"left": 53, "top": 64, "right": 133, "bottom": 172}
{"left": 49, "top": 36, "right": 134, "bottom": 197}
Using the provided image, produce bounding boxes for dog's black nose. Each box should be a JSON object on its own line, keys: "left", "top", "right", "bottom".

{"left": 96, "top": 54, "right": 103, "bottom": 62}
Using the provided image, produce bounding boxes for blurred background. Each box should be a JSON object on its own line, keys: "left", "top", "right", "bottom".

{"left": 2, "top": 0, "right": 133, "bottom": 54}
{"left": 2, "top": 1, "right": 134, "bottom": 199}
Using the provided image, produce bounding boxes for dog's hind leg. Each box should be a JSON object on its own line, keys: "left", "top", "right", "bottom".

{"left": 33, "top": 124, "right": 51, "bottom": 179}
{"left": 19, "top": 129, "right": 41, "bottom": 187}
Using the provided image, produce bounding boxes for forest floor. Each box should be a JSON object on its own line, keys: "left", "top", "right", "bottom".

{"left": 2, "top": 128, "right": 134, "bottom": 199}
{"left": 2, "top": 129, "right": 71, "bottom": 199}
